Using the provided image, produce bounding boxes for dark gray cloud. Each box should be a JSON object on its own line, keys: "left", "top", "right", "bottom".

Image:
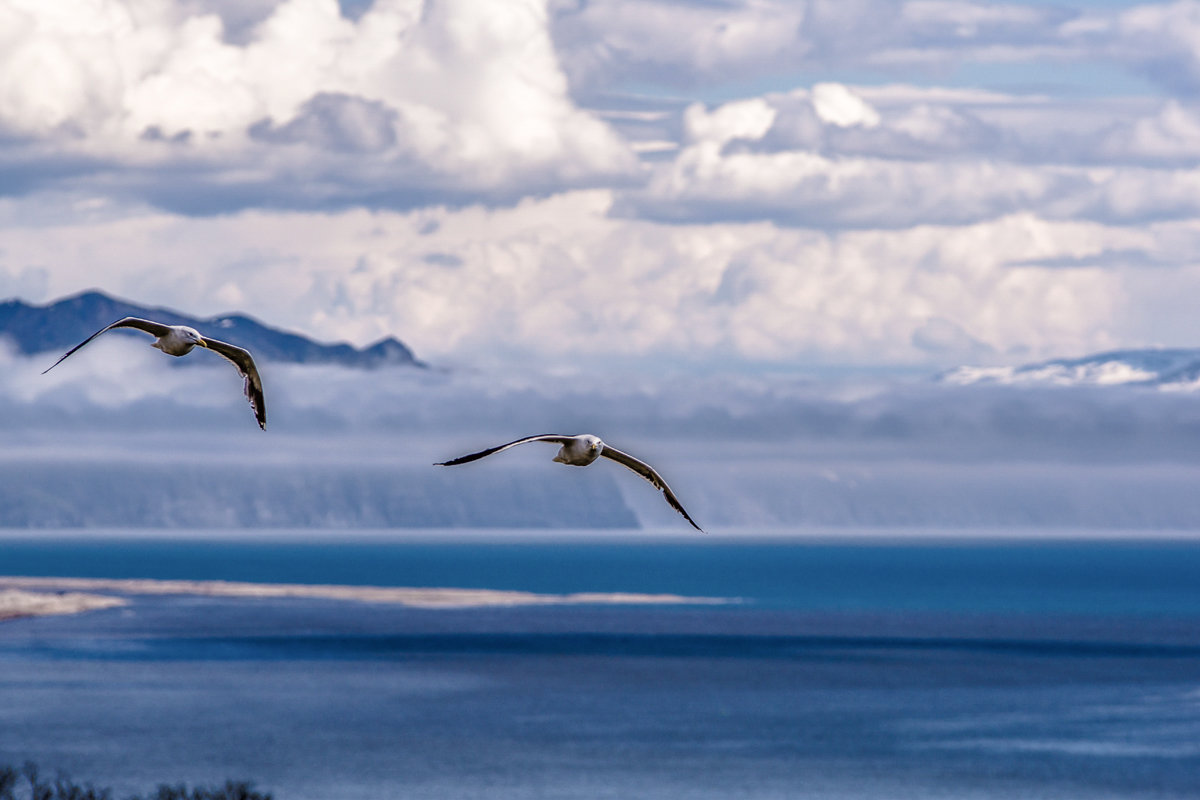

{"left": 181, "top": 0, "right": 379, "bottom": 43}
{"left": 0, "top": 146, "right": 109, "bottom": 200}
{"left": 552, "top": 0, "right": 1081, "bottom": 100}
{"left": 421, "top": 252, "right": 464, "bottom": 268}
{"left": 911, "top": 317, "right": 994, "bottom": 358}
{"left": 251, "top": 93, "right": 398, "bottom": 154}
{"left": 1007, "top": 247, "right": 1180, "bottom": 270}
{"left": 620, "top": 156, "right": 1103, "bottom": 230}
{"left": 5, "top": 140, "right": 626, "bottom": 218}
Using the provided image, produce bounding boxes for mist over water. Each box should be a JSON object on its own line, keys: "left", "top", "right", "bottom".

{"left": 5, "top": 344, "right": 1200, "bottom": 530}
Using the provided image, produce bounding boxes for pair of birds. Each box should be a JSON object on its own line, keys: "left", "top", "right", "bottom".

{"left": 43, "top": 317, "right": 703, "bottom": 531}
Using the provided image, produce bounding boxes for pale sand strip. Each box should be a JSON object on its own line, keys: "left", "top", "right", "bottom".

{"left": 0, "top": 588, "right": 128, "bottom": 621}
{"left": 0, "top": 576, "right": 734, "bottom": 610}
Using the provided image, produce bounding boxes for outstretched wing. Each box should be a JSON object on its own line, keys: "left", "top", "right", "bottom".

{"left": 435, "top": 435, "right": 574, "bottom": 466}
{"left": 198, "top": 336, "right": 267, "bottom": 430}
{"left": 599, "top": 445, "right": 703, "bottom": 531}
{"left": 42, "top": 317, "right": 173, "bottom": 374}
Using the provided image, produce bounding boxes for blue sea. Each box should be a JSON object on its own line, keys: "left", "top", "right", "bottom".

{"left": 2, "top": 531, "right": 1199, "bottom": 799}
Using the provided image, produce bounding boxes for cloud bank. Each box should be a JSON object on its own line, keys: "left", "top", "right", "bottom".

{"left": 3, "top": 0, "right": 1200, "bottom": 372}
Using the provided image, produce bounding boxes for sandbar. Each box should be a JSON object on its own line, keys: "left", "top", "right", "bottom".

{"left": 0, "top": 576, "right": 734, "bottom": 612}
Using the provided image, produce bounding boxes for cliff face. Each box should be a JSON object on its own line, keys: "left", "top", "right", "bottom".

{"left": 0, "top": 461, "right": 639, "bottom": 529}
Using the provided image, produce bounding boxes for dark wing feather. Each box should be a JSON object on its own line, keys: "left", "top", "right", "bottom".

{"left": 600, "top": 445, "right": 703, "bottom": 531}
{"left": 199, "top": 336, "right": 266, "bottom": 430}
{"left": 435, "top": 435, "right": 574, "bottom": 466}
{"left": 42, "top": 317, "right": 173, "bottom": 374}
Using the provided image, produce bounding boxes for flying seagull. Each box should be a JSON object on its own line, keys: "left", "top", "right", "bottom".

{"left": 43, "top": 317, "right": 266, "bottom": 430}
{"left": 436, "top": 434, "right": 702, "bottom": 531}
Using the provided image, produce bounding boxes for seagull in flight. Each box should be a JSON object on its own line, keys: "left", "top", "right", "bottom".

{"left": 43, "top": 317, "right": 266, "bottom": 430}
{"left": 436, "top": 434, "right": 702, "bottom": 531}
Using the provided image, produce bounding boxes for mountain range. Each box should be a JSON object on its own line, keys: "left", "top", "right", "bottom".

{"left": 0, "top": 290, "right": 423, "bottom": 369}
{"left": 939, "top": 348, "right": 1200, "bottom": 390}
{"left": 11, "top": 290, "right": 1197, "bottom": 389}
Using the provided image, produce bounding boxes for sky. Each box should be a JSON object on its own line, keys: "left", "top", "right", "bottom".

{"left": 3, "top": 0, "right": 1200, "bottom": 376}
{"left": 6, "top": 0, "right": 1200, "bottom": 530}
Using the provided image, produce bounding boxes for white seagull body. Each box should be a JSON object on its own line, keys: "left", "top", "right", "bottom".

{"left": 43, "top": 317, "right": 266, "bottom": 430}
{"left": 436, "top": 434, "right": 702, "bottom": 531}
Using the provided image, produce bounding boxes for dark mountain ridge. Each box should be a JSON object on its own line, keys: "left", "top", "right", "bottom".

{"left": 0, "top": 290, "right": 424, "bottom": 369}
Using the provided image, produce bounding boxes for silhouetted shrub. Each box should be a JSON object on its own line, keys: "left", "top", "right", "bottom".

{"left": 131, "top": 783, "right": 270, "bottom": 800}
{"left": 0, "top": 765, "right": 18, "bottom": 800}
{"left": 0, "top": 766, "right": 269, "bottom": 800}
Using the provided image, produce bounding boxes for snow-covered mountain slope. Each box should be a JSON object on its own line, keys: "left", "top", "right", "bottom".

{"left": 940, "top": 348, "right": 1200, "bottom": 390}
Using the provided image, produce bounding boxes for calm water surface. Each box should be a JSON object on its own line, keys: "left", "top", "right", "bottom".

{"left": 1, "top": 532, "right": 1198, "bottom": 799}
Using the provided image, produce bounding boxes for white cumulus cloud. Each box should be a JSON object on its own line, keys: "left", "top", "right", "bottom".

{"left": 5, "top": 0, "right": 1200, "bottom": 376}
{"left": 0, "top": 0, "right": 637, "bottom": 210}
{"left": 811, "top": 83, "right": 881, "bottom": 128}
{"left": 0, "top": 192, "right": 1160, "bottom": 369}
